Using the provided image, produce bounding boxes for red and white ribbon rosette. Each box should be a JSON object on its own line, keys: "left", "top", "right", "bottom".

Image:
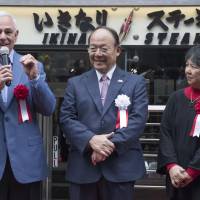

{"left": 14, "top": 84, "right": 32, "bottom": 123}
{"left": 115, "top": 94, "right": 131, "bottom": 129}
{"left": 190, "top": 102, "right": 200, "bottom": 137}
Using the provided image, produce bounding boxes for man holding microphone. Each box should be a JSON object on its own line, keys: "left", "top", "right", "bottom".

{"left": 0, "top": 11, "right": 56, "bottom": 200}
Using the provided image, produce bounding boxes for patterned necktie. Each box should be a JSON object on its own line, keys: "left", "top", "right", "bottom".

{"left": 100, "top": 75, "right": 109, "bottom": 105}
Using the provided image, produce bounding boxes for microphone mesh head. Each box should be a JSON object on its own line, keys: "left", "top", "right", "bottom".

{"left": 0, "top": 46, "right": 9, "bottom": 55}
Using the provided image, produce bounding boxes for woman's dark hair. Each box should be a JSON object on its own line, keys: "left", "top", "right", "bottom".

{"left": 185, "top": 46, "right": 200, "bottom": 66}
{"left": 88, "top": 26, "right": 120, "bottom": 46}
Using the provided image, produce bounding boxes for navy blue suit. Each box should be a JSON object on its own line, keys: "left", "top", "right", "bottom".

{"left": 60, "top": 67, "right": 148, "bottom": 199}
{"left": 0, "top": 51, "right": 56, "bottom": 183}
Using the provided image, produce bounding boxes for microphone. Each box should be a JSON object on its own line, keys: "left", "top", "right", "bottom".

{"left": 0, "top": 46, "right": 11, "bottom": 86}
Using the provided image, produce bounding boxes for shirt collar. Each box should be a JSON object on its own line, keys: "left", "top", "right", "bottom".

{"left": 96, "top": 64, "right": 116, "bottom": 82}
{"left": 9, "top": 49, "right": 14, "bottom": 64}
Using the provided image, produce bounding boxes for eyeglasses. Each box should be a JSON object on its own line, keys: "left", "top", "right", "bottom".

{"left": 88, "top": 46, "right": 113, "bottom": 54}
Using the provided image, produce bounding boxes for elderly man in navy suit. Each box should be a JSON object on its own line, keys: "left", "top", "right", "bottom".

{"left": 0, "top": 12, "right": 56, "bottom": 200}
{"left": 60, "top": 26, "right": 148, "bottom": 200}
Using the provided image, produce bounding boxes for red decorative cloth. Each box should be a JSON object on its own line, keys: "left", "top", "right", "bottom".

{"left": 184, "top": 86, "right": 200, "bottom": 137}
{"left": 184, "top": 86, "right": 200, "bottom": 100}
{"left": 115, "top": 109, "right": 128, "bottom": 129}
{"left": 186, "top": 168, "right": 200, "bottom": 180}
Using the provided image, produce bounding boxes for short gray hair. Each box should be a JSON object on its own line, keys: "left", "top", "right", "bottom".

{"left": 185, "top": 46, "right": 200, "bottom": 67}
{"left": 0, "top": 11, "right": 17, "bottom": 30}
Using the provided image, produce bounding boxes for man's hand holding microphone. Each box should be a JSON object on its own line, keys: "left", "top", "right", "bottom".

{"left": 0, "top": 46, "right": 12, "bottom": 91}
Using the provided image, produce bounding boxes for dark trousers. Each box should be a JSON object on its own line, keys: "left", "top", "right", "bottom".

{"left": 69, "top": 177, "right": 135, "bottom": 200}
{"left": 0, "top": 158, "right": 41, "bottom": 200}
{"left": 166, "top": 175, "right": 200, "bottom": 200}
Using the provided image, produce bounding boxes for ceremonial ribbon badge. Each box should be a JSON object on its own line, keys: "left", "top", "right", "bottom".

{"left": 14, "top": 84, "right": 32, "bottom": 123}
{"left": 115, "top": 94, "right": 131, "bottom": 129}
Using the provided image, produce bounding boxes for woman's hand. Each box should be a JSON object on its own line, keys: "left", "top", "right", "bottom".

{"left": 178, "top": 171, "right": 193, "bottom": 188}
{"left": 169, "top": 165, "right": 186, "bottom": 188}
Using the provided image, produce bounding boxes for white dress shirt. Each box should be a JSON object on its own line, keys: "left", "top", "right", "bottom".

{"left": 95, "top": 65, "right": 116, "bottom": 93}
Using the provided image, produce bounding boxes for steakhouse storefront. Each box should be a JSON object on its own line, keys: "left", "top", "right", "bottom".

{"left": 1, "top": 4, "right": 200, "bottom": 200}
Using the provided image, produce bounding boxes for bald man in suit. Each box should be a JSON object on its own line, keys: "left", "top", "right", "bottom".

{"left": 60, "top": 26, "right": 148, "bottom": 200}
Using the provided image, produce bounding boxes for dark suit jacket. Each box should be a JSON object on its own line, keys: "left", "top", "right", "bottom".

{"left": 0, "top": 51, "right": 56, "bottom": 183}
{"left": 60, "top": 67, "right": 148, "bottom": 184}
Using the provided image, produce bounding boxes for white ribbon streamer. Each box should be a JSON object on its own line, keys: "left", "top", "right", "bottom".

{"left": 19, "top": 100, "right": 29, "bottom": 122}
{"left": 193, "top": 114, "right": 200, "bottom": 137}
{"left": 119, "top": 109, "right": 127, "bottom": 128}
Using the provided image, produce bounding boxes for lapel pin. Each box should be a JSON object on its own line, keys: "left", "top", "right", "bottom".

{"left": 117, "top": 79, "right": 123, "bottom": 83}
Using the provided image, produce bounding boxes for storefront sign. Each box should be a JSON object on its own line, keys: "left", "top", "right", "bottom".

{"left": 144, "top": 9, "right": 200, "bottom": 45}
{"left": 3, "top": 6, "right": 200, "bottom": 45}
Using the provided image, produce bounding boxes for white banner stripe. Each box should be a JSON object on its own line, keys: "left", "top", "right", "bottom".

{"left": 193, "top": 114, "right": 200, "bottom": 137}
{"left": 19, "top": 100, "right": 29, "bottom": 122}
{"left": 120, "top": 109, "right": 127, "bottom": 128}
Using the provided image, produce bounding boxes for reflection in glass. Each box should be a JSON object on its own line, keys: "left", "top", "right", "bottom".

{"left": 127, "top": 47, "right": 189, "bottom": 105}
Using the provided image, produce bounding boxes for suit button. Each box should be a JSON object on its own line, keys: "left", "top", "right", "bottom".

{"left": 5, "top": 116, "right": 9, "bottom": 121}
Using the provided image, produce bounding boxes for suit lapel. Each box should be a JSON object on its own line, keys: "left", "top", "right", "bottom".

{"left": 84, "top": 69, "right": 103, "bottom": 114}
{"left": 5, "top": 52, "right": 23, "bottom": 109}
{"left": 102, "top": 67, "right": 127, "bottom": 116}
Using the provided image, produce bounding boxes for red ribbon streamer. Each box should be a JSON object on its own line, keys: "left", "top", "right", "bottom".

{"left": 115, "top": 109, "right": 128, "bottom": 129}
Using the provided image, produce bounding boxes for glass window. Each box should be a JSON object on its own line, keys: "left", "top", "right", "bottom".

{"left": 126, "top": 47, "right": 188, "bottom": 105}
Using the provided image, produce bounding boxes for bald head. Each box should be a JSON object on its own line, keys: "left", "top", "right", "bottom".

{"left": 88, "top": 26, "right": 120, "bottom": 46}
{"left": 0, "top": 11, "right": 17, "bottom": 30}
{"left": 0, "top": 11, "right": 18, "bottom": 52}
